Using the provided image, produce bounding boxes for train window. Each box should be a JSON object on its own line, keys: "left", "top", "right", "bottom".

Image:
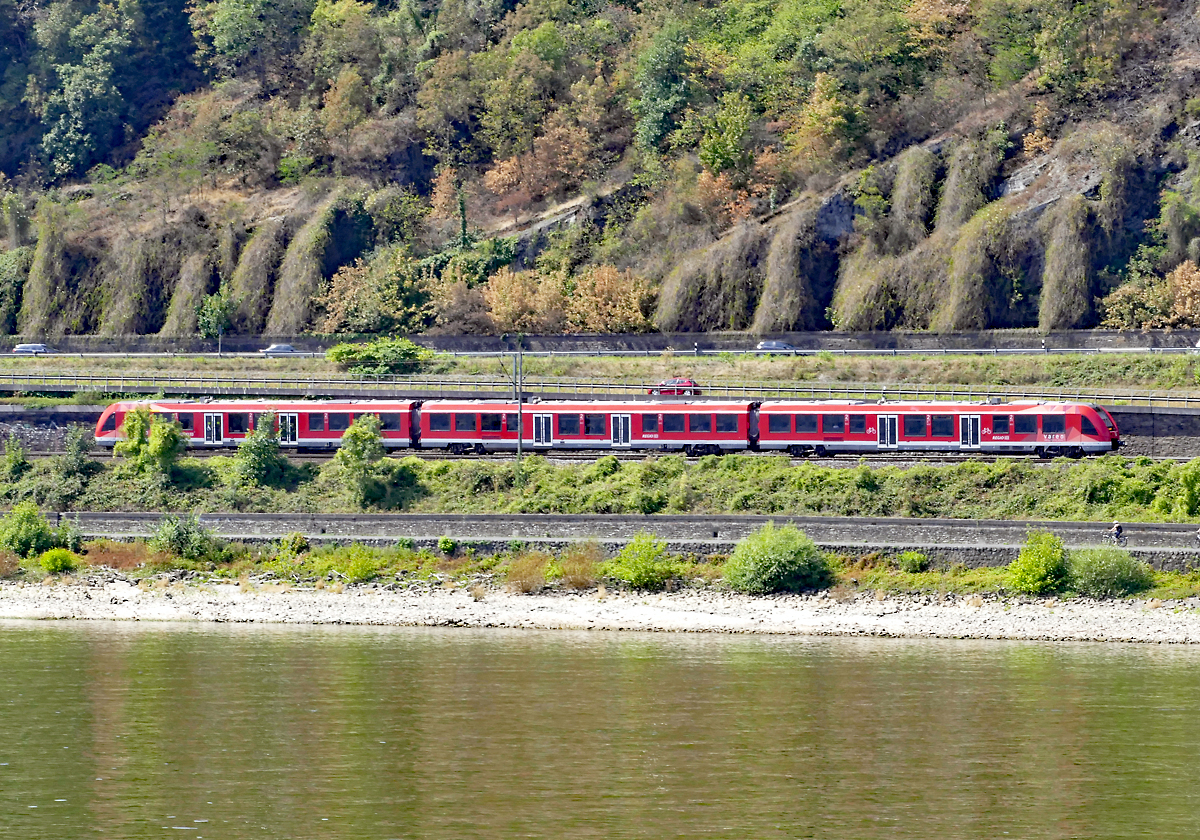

{"left": 585, "top": 414, "right": 606, "bottom": 435}
{"left": 849, "top": 415, "right": 866, "bottom": 434}
{"left": 642, "top": 414, "right": 659, "bottom": 433}
{"left": 1014, "top": 415, "right": 1036, "bottom": 434}
{"left": 428, "top": 413, "right": 450, "bottom": 432}
{"left": 795, "top": 415, "right": 817, "bottom": 433}
{"left": 480, "top": 413, "right": 501, "bottom": 433}
{"left": 689, "top": 414, "right": 712, "bottom": 433}
{"left": 558, "top": 414, "right": 580, "bottom": 435}
{"left": 715, "top": 414, "right": 739, "bottom": 433}
{"left": 992, "top": 415, "right": 1009, "bottom": 434}
{"left": 228, "top": 413, "right": 248, "bottom": 434}
{"left": 455, "top": 413, "right": 477, "bottom": 432}
{"left": 329, "top": 413, "right": 351, "bottom": 432}
{"left": 663, "top": 414, "right": 685, "bottom": 433}
{"left": 380, "top": 413, "right": 403, "bottom": 432}
{"left": 931, "top": 415, "right": 954, "bottom": 437}
{"left": 308, "top": 413, "right": 326, "bottom": 432}
{"left": 903, "top": 415, "right": 926, "bottom": 437}
{"left": 1042, "top": 415, "right": 1065, "bottom": 435}
{"left": 822, "top": 414, "right": 845, "bottom": 434}
{"left": 505, "top": 413, "right": 518, "bottom": 433}
{"left": 101, "top": 413, "right": 117, "bottom": 432}
{"left": 768, "top": 415, "right": 791, "bottom": 434}
{"left": 175, "top": 413, "right": 194, "bottom": 432}
{"left": 1081, "top": 415, "right": 1099, "bottom": 437}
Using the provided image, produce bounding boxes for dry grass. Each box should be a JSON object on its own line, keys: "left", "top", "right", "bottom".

{"left": 82, "top": 539, "right": 167, "bottom": 571}
{"left": 558, "top": 541, "right": 602, "bottom": 590}
{"left": 933, "top": 136, "right": 1003, "bottom": 233}
{"left": 655, "top": 222, "right": 770, "bottom": 331}
{"left": 1039, "top": 194, "right": 1092, "bottom": 329}
{"left": 506, "top": 550, "right": 551, "bottom": 594}
{"left": 160, "top": 251, "right": 215, "bottom": 337}
{"left": 887, "top": 146, "right": 938, "bottom": 254}
{"left": 228, "top": 217, "right": 292, "bottom": 334}
{"left": 0, "top": 548, "right": 18, "bottom": 578}
{"left": 752, "top": 204, "right": 828, "bottom": 333}
{"left": 19, "top": 200, "right": 67, "bottom": 337}
{"left": 932, "top": 203, "right": 1015, "bottom": 332}
{"left": 265, "top": 190, "right": 338, "bottom": 335}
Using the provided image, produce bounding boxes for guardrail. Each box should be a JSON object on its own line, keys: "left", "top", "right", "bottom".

{"left": 5, "top": 370, "right": 1200, "bottom": 407}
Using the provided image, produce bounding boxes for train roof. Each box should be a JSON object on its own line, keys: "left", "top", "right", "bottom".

{"left": 420, "top": 399, "right": 757, "bottom": 410}
{"left": 758, "top": 400, "right": 1094, "bottom": 412}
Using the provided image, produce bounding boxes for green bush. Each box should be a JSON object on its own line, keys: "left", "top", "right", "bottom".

{"left": 326, "top": 337, "right": 432, "bottom": 376}
{"left": 149, "top": 514, "right": 214, "bottom": 561}
{"left": 234, "top": 412, "right": 289, "bottom": 486}
{"left": 1069, "top": 547, "right": 1153, "bottom": 598}
{"left": 1008, "top": 531, "right": 1069, "bottom": 594}
{"left": 38, "top": 547, "right": 79, "bottom": 574}
{"left": 896, "top": 550, "right": 930, "bottom": 573}
{"left": 438, "top": 536, "right": 457, "bottom": 554}
{"left": 723, "top": 522, "right": 833, "bottom": 594}
{"left": 601, "top": 532, "right": 678, "bottom": 591}
{"left": 0, "top": 501, "right": 56, "bottom": 558}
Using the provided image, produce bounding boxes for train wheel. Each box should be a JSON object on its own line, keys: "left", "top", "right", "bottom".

{"left": 1068, "top": 447, "right": 1084, "bottom": 459}
{"left": 787, "top": 446, "right": 805, "bottom": 457}
{"left": 814, "top": 445, "right": 828, "bottom": 457}
{"left": 474, "top": 443, "right": 488, "bottom": 455}
{"left": 1035, "top": 447, "right": 1046, "bottom": 459}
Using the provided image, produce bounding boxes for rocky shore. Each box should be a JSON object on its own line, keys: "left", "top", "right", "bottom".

{"left": 2, "top": 577, "right": 1200, "bottom": 643}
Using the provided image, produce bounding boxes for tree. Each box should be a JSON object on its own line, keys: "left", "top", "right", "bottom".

{"left": 334, "top": 413, "right": 384, "bottom": 504}
{"left": 114, "top": 407, "right": 186, "bottom": 475}
{"left": 197, "top": 285, "right": 237, "bottom": 338}
{"left": 633, "top": 19, "right": 693, "bottom": 151}
{"left": 234, "top": 411, "right": 289, "bottom": 486}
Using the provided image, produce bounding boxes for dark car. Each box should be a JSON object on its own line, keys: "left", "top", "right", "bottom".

{"left": 260, "top": 343, "right": 299, "bottom": 357}
{"left": 11, "top": 343, "right": 53, "bottom": 354}
{"left": 755, "top": 340, "right": 796, "bottom": 353}
{"left": 648, "top": 378, "right": 701, "bottom": 396}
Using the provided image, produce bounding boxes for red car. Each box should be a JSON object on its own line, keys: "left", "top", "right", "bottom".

{"left": 648, "top": 378, "right": 702, "bottom": 396}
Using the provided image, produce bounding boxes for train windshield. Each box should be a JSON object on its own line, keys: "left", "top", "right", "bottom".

{"left": 1091, "top": 405, "right": 1115, "bottom": 431}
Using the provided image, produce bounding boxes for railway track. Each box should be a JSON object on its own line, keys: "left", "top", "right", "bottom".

{"left": 32, "top": 449, "right": 1124, "bottom": 467}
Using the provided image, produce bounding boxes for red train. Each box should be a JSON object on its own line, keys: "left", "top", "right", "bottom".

{"left": 95, "top": 398, "right": 1122, "bottom": 457}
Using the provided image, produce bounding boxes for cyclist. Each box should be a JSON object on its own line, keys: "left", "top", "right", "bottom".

{"left": 1106, "top": 521, "right": 1123, "bottom": 542}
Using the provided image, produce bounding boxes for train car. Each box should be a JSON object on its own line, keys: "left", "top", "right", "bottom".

{"left": 95, "top": 399, "right": 416, "bottom": 449}
{"left": 756, "top": 400, "right": 1120, "bottom": 457}
{"left": 415, "top": 400, "right": 756, "bottom": 455}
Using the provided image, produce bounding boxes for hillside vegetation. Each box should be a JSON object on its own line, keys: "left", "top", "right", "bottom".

{"left": 2, "top": 0, "right": 1200, "bottom": 337}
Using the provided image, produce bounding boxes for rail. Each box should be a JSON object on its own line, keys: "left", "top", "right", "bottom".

{"left": 5, "top": 370, "right": 1200, "bottom": 407}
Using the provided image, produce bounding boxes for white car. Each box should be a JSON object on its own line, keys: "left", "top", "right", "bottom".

{"left": 11, "top": 343, "right": 53, "bottom": 354}
{"left": 260, "top": 343, "right": 299, "bottom": 357}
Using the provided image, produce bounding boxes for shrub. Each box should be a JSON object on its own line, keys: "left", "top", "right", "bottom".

{"left": 0, "top": 501, "right": 56, "bottom": 558}
{"left": 506, "top": 550, "right": 550, "bottom": 593}
{"left": 723, "top": 522, "right": 833, "bottom": 594}
{"left": 1069, "top": 548, "right": 1153, "bottom": 598}
{"left": 326, "top": 337, "right": 432, "bottom": 376}
{"left": 437, "top": 536, "right": 457, "bottom": 555}
{"left": 149, "top": 514, "right": 214, "bottom": 561}
{"left": 1008, "top": 531, "right": 1069, "bottom": 594}
{"left": 38, "top": 548, "right": 79, "bottom": 574}
{"left": 0, "top": 549, "right": 18, "bottom": 578}
{"left": 234, "top": 412, "right": 288, "bottom": 486}
{"left": 558, "top": 541, "right": 602, "bottom": 590}
{"left": 2, "top": 432, "right": 29, "bottom": 481}
{"left": 601, "top": 532, "right": 678, "bottom": 590}
{"left": 896, "top": 550, "right": 930, "bottom": 573}
{"left": 313, "top": 544, "right": 383, "bottom": 583}
{"left": 278, "top": 532, "right": 309, "bottom": 557}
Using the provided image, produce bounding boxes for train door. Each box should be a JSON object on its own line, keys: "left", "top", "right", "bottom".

{"left": 279, "top": 413, "right": 299, "bottom": 445}
{"left": 960, "top": 414, "right": 981, "bottom": 449}
{"left": 612, "top": 414, "right": 631, "bottom": 447}
{"left": 532, "top": 414, "right": 553, "bottom": 446}
{"left": 877, "top": 415, "right": 898, "bottom": 449}
{"left": 204, "top": 413, "right": 223, "bottom": 445}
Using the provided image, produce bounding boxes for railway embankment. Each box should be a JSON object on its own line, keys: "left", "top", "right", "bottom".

{"left": 51, "top": 512, "right": 1200, "bottom": 571}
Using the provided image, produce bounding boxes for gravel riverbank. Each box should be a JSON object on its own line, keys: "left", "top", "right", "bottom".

{"left": 2, "top": 578, "right": 1200, "bottom": 643}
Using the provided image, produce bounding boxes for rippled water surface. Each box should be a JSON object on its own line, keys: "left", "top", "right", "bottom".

{"left": 1, "top": 622, "right": 1198, "bottom": 839}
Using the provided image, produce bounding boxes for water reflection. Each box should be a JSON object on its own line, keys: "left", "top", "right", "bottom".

{"left": 0, "top": 622, "right": 1196, "bottom": 839}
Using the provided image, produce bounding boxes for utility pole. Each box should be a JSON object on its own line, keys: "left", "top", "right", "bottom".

{"left": 504, "top": 334, "right": 525, "bottom": 486}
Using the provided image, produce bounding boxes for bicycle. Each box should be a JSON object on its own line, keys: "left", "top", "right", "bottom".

{"left": 1100, "top": 531, "right": 1128, "bottom": 547}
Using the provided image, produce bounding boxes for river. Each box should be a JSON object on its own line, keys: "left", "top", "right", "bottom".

{"left": 0, "top": 622, "right": 1196, "bottom": 839}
